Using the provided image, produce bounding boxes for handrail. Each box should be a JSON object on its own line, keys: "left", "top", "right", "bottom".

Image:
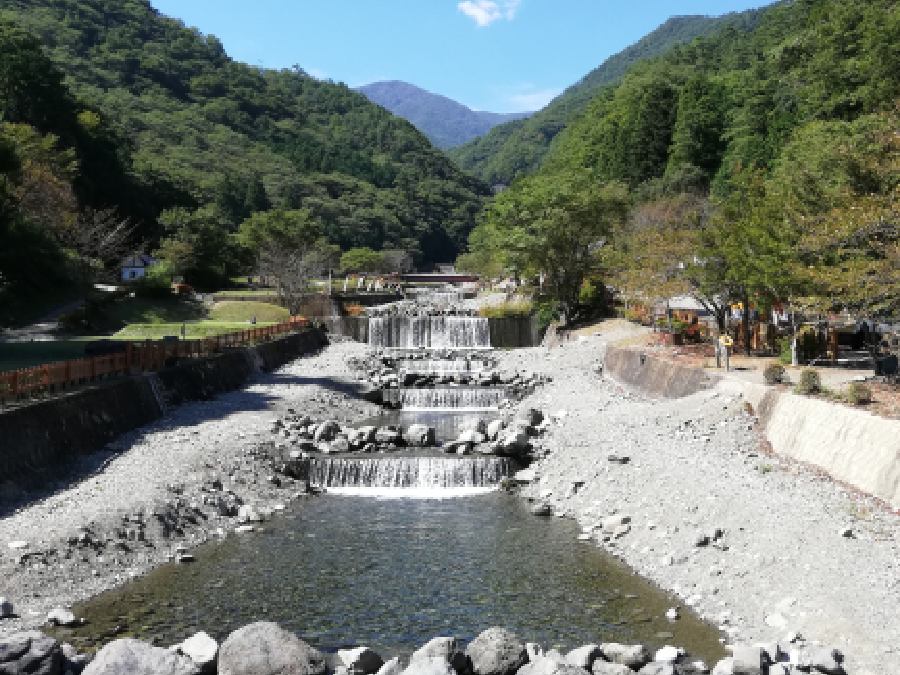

{"left": 0, "top": 316, "right": 309, "bottom": 403}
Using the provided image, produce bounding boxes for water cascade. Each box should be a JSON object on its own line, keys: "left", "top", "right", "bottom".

{"left": 309, "top": 456, "right": 511, "bottom": 495}
{"left": 368, "top": 316, "right": 491, "bottom": 350}
{"left": 382, "top": 387, "right": 506, "bottom": 410}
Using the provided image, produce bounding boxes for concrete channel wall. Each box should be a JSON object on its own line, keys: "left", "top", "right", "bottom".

{"left": 603, "top": 346, "right": 900, "bottom": 509}
{"left": 0, "top": 328, "right": 328, "bottom": 489}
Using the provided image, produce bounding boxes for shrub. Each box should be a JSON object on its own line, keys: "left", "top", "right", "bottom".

{"left": 478, "top": 300, "right": 534, "bottom": 319}
{"left": 845, "top": 382, "right": 873, "bottom": 406}
{"left": 777, "top": 337, "right": 792, "bottom": 365}
{"left": 763, "top": 362, "right": 786, "bottom": 385}
{"left": 795, "top": 368, "right": 822, "bottom": 395}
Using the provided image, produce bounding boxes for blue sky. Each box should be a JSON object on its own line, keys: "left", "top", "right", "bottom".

{"left": 149, "top": 1, "right": 771, "bottom": 113}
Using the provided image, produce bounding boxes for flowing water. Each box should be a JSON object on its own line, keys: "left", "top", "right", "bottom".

{"left": 368, "top": 316, "right": 491, "bottom": 350}
{"left": 396, "top": 357, "right": 493, "bottom": 376}
{"left": 381, "top": 387, "right": 507, "bottom": 411}
{"left": 58, "top": 494, "right": 725, "bottom": 662}
{"left": 308, "top": 456, "right": 512, "bottom": 495}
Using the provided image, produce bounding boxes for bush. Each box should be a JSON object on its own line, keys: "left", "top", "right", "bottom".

{"left": 777, "top": 337, "right": 792, "bottom": 365}
{"left": 478, "top": 301, "right": 534, "bottom": 318}
{"left": 845, "top": 382, "right": 873, "bottom": 406}
{"left": 763, "top": 362, "right": 786, "bottom": 385}
{"left": 795, "top": 368, "right": 822, "bottom": 395}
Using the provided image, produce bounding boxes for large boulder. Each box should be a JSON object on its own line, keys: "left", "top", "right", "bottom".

{"left": 410, "top": 637, "right": 470, "bottom": 674}
{"left": 565, "top": 645, "right": 602, "bottom": 671}
{"left": 406, "top": 425, "right": 436, "bottom": 447}
{"left": 0, "top": 631, "right": 64, "bottom": 675}
{"left": 175, "top": 632, "right": 218, "bottom": 674}
{"left": 82, "top": 639, "right": 198, "bottom": 675}
{"left": 218, "top": 622, "right": 326, "bottom": 675}
{"left": 400, "top": 657, "right": 454, "bottom": 675}
{"left": 465, "top": 627, "right": 528, "bottom": 675}
{"left": 590, "top": 662, "right": 633, "bottom": 675}
{"left": 337, "top": 647, "right": 383, "bottom": 674}
{"left": 599, "top": 644, "right": 651, "bottom": 670}
{"left": 313, "top": 421, "right": 341, "bottom": 443}
{"left": 376, "top": 658, "right": 402, "bottom": 675}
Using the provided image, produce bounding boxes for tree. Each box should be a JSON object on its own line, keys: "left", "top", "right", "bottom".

{"left": 473, "top": 170, "right": 630, "bottom": 321}
{"left": 339, "top": 247, "right": 387, "bottom": 274}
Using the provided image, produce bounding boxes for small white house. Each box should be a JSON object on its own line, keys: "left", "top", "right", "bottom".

{"left": 120, "top": 254, "right": 156, "bottom": 282}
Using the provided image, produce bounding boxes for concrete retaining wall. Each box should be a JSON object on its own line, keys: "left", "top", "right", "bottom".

{"left": 603, "top": 346, "right": 900, "bottom": 509}
{"left": 0, "top": 328, "right": 327, "bottom": 488}
{"left": 603, "top": 347, "right": 716, "bottom": 399}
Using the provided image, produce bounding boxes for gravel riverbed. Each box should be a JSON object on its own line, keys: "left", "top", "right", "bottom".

{"left": 2, "top": 330, "right": 898, "bottom": 674}
{"left": 495, "top": 328, "right": 900, "bottom": 675}
{"left": 0, "top": 340, "right": 377, "bottom": 636}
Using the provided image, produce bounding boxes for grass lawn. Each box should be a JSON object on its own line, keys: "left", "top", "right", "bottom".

{"left": 99, "top": 296, "right": 207, "bottom": 327}
{"left": 0, "top": 339, "right": 100, "bottom": 373}
{"left": 209, "top": 301, "right": 289, "bottom": 323}
{"left": 112, "top": 321, "right": 278, "bottom": 340}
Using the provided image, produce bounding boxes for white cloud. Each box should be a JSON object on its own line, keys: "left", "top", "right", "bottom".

{"left": 457, "top": 0, "right": 521, "bottom": 27}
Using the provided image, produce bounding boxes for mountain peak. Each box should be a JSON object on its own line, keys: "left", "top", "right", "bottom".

{"left": 358, "top": 80, "right": 531, "bottom": 149}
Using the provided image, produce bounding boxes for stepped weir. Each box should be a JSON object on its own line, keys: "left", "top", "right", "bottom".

{"left": 368, "top": 316, "right": 491, "bottom": 350}
{"left": 381, "top": 387, "right": 506, "bottom": 411}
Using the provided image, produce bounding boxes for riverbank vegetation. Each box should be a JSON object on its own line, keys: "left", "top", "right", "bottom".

{"left": 0, "top": 0, "right": 488, "bottom": 326}
{"left": 458, "top": 0, "right": 899, "bottom": 329}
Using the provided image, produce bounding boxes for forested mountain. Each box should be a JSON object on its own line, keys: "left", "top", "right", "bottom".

{"left": 0, "top": 0, "right": 488, "bottom": 314}
{"left": 461, "top": 0, "right": 899, "bottom": 325}
{"left": 449, "top": 9, "right": 769, "bottom": 186}
{"left": 358, "top": 80, "right": 530, "bottom": 149}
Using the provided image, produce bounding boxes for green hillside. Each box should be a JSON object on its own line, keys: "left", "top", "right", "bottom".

{"left": 0, "top": 0, "right": 488, "bottom": 319}
{"left": 448, "top": 10, "right": 768, "bottom": 187}
{"left": 461, "top": 0, "right": 899, "bottom": 324}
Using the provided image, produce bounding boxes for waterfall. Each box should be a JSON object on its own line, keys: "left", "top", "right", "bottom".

{"left": 368, "top": 316, "right": 491, "bottom": 349}
{"left": 382, "top": 387, "right": 506, "bottom": 411}
{"left": 309, "top": 456, "right": 512, "bottom": 497}
{"left": 397, "top": 358, "right": 492, "bottom": 376}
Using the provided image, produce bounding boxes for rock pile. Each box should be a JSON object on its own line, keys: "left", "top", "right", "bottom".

{"left": 0, "top": 622, "right": 850, "bottom": 675}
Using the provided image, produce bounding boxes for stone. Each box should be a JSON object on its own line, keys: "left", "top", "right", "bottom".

{"left": 400, "top": 657, "right": 454, "bottom": 675}
{"left": 590, "top": 662, "right": 633, "bottom": 675}
{"left": 797, "top": 646, "right": 844, "bottom": 674}
{"left": 176, "top": 631, "right": 218, "bottom": 674}
{"left": 0, "top": 597, "right": 13, "bottom": 619}
{"left": 566, "top": 644, "right": 602, "bottom": 670}
{"left": 337, "top": 646, "right": 384, "bottom": 674}
{"left": 531, "top": 503, "right": 552, "bottom": 517}
{"left": 665, "top": 608, "right": 680, "bottom": 621}
{"left": 6, "top": 541, "right": 28, "bottom": 551}
{"left": 313, "top": 421, "right": 340, "bottom": 443}
{"left": 710, "top": 658, "right": 734, "bottom": 675}
{"left": 45, "top": 608, "right": 77, "bottom": 627}
{"left": 457, "top": 429, "right": 486, "bottom": 445}
{"left": 465, "top": 626, "right": 528, "bottom": 675}
{"left": 329, "top": 438, "right": 351, "bottom": 453}
{"left": 522, "top": 408, "right": 544, "bottom": 426}
{"left": 218, "top": 622, "right": 326, "bottom": 675}
{"left": 513, "top": 468, "right": 537, "bottom": 483}
{"left": 405, "top": 424, "right": 436, "bottom": 447}
{"left": 601, "top": 515, "right": 631, "bottom": 532}
{"left": 600, "top": 643, "right": 651, "bottom": 670}
{"left": 764, "top": 613, "right": 787, "bottom": 629}
{"left": 237, "top": 505, "right": 263, "bottom": 524}
{"left": 653, "top": 646, "right": 683, "bottom": 663}
{"left": 729, "top": 645, "right": 764, "bottom": 675}
{"left": 375, "top": 427, "right": 402, "bottom": 445}
{"left": 410, "top": 637, "right": 469, "bottom": 674}
{"left": 61, "top": 642, "right": 89, "bottom": 671}
{"left": 82, "top": 638, "right": 198, "bottom": 675}
{"left": 486, "top": 420, "right": 505, "bottom": 441}
{"left": 636, "top": 664, "right": 674, "bottom": 675}
{"left": 376, "top": 658, "right": 402, "bottom": 675}
{"left": 0, "top": 631, "right": 64, "bottom": 675}
{"left": 496, "top": 431, "right": 530, "bottom": 455}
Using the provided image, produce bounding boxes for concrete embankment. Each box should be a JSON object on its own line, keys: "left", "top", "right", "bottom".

{"left": 603, "top": 345, "right": 900, "bottom": 509}
{"left": 0, "top": 328, "right": 327, "bottom": 489}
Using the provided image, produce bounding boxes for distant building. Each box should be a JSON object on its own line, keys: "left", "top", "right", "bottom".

{"left": 120, "top": 254, "right": 156, "bottom": 282}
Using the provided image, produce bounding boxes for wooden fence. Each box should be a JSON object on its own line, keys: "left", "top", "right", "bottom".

{"left": 0, "top": 316, "right": 309, "bottom": 403}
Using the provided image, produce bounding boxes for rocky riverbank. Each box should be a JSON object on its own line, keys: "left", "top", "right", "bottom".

{"left": 493, "top": 326, "right": 899, "bottom": 675}
{"left": 0, "top": 619, "right": 839, "bottom": 674}
{"left": 0, "top": 340, "right": 379, "bottom": 637}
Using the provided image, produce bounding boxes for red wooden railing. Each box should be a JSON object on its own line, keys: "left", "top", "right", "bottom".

{"left": 0, "top": 316, "right": 309, "bottom": 403}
